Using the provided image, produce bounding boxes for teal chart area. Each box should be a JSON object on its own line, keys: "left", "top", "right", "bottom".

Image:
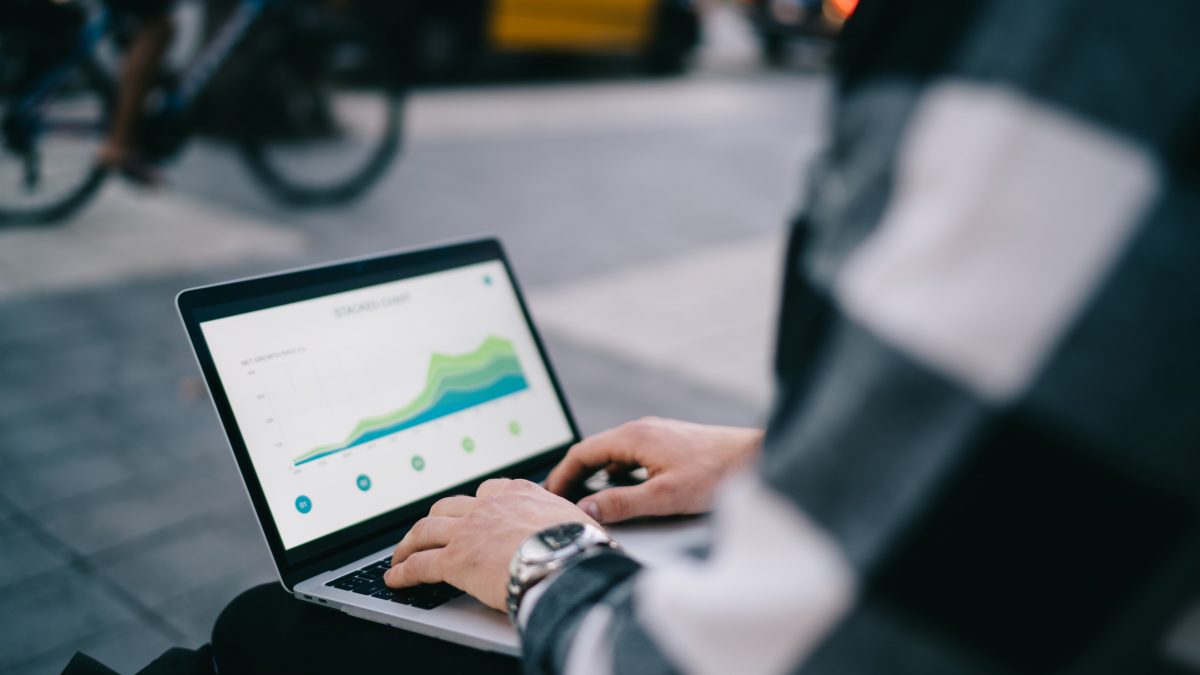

{"left": 292, "top": 335, "right": 527, "bottom": 466}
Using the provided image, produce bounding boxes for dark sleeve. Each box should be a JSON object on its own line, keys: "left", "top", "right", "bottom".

{"left": 766, "top": 0, "right": 1200, "bottom": 672}
{"left": 522, "top": 0, "right": 1200, "bottom": 673}
{"left": 522, "top": 553, "right": 643, "bottom": 675}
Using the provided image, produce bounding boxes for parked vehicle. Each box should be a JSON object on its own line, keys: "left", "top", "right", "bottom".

{"left": 740, "top": 0, "right": 857, "bottom": 66}
{"left": 359, "top": 0, "right": 701, "bottom": 78}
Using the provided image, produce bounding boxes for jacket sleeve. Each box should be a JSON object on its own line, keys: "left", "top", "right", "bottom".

{"left": 524, "top": 0, "right": 1200, "bottom": 672}
{"left": 521, "top": 468, "right": 856, "bottom": 675}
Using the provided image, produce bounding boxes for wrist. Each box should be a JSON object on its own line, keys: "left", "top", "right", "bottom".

{"left": 506, "top": 522, "right": 618, "bottom": 626}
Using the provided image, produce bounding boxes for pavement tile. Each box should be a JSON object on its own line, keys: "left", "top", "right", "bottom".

{"left": 0, "top": 406, "right": 219, "bottom": 503}
{"left": 541, "top": 333, "right": 762, "bottom": 434}
{"left": 32, "top": 454, "right": 247, "bottom": 557}
{"left": 0, "top": 570, "right": 143, "bottom": 671}
{"left": 1, "top": 324, "right": 180, "bottom": 392}
{"left": 0, "top": 285, "right": 163, "bottom": 362}
{"left": 0, "top": 364, "right": 223, "bottom": 513}
{"left": 0, "top": 431, "right": 197, "bottom": 511}
{"left": 0, "top": 403, "right": 113, "bottom": 462}
{"left": 532, "top": 233, "right": 784, "bottom": 408}
{"left": 0, "top": 182, "right": 305, "bottom": 304}
{"left": 0, "top": 341, "right": 192, "bottom": 425}
{"left": 156, "top": 570, "right": 278, "bottom": 646}
{"left": 0, "top": 298, "right": 93, "bottom": 348}
{"left": 7, "top": 621, "right": 176, "bottom": 675}
{"left": 0, "top": 516, "right": 72, "bottom": 590}
{"left": 96, "top": 511, "right": 273, "bottom": 612}
{"left": 95, "top": 384, "right": 217, "bottom": 441}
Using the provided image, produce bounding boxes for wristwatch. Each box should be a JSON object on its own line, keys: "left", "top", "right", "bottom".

{"left": 507, "top": 521, "right": 619, "bottom": 625}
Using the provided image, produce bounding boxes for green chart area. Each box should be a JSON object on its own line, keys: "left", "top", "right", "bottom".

{"left": 293, "top": 336, "right": 528, "bottom": 466}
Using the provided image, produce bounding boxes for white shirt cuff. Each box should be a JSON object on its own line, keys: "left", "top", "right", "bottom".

{"left": 516, "top": 567, "right": 566, "bottom": 630}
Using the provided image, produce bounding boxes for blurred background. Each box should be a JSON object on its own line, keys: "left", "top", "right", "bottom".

{"left": 2, "top": 1, "right": 1196, "bottom": 674}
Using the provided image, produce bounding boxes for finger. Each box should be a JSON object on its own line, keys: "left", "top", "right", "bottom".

{"left": 429, "top": 495, "right": 475, "bottom": 517}
{"left": 391, "top": 516, "right": 457, "bottom": 565}
{"left": 385, "top": 549, "right": 445, "bottom": 588}
{"left": 545, "top": 425, "right": 644, "bottom": 496}
{"left": 475, "top": 478, "right": 515, "bottom": 498}
{"left": 579, "top": 482, "right": 670, "bottom": 524}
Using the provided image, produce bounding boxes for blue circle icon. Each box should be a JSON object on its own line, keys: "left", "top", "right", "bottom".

{"left": 295, "top": 495, "right": 312, "bottom": 514}
{"left": 356, "top": 474, "right": 372, "bottom": 491}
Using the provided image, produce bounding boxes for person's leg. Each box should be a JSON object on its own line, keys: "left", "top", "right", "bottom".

{"left": 212, "top": 584, "right": 522, "bottom": 675}
{"left": 97, "top": 9, "right": 174, "bottom": 182}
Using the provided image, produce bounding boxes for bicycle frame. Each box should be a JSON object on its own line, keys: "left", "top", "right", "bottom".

{"left": 15, "top": 8, "right": 109, "bottom": 123}
{"left": 3, "top": 0, "right": 401, "bottom": 222}
{"left": 167, "top": 0, "right": 272, "bottom": 112}
{"left": 15, "top": 0, "right": 276, "bottom": 133}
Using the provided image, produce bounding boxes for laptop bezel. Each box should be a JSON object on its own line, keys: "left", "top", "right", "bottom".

{"left": 176, "top": 237, "right": 582, "bottom": 590}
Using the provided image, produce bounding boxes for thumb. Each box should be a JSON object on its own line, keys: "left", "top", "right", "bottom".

{"left": 579, "top": 483, "right": 660, "bottom": 524}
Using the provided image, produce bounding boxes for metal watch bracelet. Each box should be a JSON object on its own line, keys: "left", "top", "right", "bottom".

{"left": 506, "top": 522, "right": 618, "bottom": 625}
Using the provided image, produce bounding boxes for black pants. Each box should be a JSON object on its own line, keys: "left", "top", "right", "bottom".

{"left": 211, "top": 584, "right": 521, "bottom": 675}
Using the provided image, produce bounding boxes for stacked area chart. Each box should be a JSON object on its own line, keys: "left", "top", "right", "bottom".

{"left": 293, "top": 336, "right": 529, "bottom": 466}
{"left": 199, "top": 259, "right": 575, "bottom": 549}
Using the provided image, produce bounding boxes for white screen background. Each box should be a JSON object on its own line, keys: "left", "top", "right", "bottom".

{"left": 200, "top": 261, "right": 574, "bottom": 549}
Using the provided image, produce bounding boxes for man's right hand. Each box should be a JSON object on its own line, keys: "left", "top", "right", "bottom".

{"left": 544, "top": 417, "right": 763, "bottom": 524}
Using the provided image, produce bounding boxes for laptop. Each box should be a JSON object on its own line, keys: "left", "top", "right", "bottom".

{"left": 177, "top": 237, "right": 705, "bottom": 655}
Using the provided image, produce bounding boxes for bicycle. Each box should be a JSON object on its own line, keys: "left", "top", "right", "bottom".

{"left": 0, "top": 0, "right": 404, "bottom": 225}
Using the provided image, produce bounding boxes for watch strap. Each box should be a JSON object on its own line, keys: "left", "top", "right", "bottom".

{"left": 521, "top": 551, "right": 643, "bottom": 675}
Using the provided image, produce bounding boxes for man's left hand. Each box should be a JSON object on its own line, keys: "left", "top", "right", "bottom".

{"left": 385, "top": 478, "right": 601, "bottom": 611}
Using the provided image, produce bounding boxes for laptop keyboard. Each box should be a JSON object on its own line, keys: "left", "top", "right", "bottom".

{"left": 325, "top": 557, "right": 464, "bottom": 610}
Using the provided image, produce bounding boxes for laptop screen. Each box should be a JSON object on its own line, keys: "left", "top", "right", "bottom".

{"left": 198, "top": 259, "right": 575, "bottom": 551}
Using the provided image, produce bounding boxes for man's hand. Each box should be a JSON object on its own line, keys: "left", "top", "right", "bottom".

{"left": 384, "top": 478, "right": 600, "bottom": 611}
{"left": 545, "top": 417, "right": 763, "bottom": 524}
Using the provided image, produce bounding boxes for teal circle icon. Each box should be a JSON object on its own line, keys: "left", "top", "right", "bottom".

{"left": 295, "top": 495, "right": 312, "bottom": 514}
{"left": 411, "top": 454, "right": 426, "bottom": 472}
{"left": 483, "top": 275, "right": 493, "bottom": 286}
{"left": 356, "top": 474, "right": 372, "bottom": 491}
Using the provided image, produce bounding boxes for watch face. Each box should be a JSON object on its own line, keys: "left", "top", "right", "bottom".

{"left": 538, "top": 522, "right": 585, "bottom": 550}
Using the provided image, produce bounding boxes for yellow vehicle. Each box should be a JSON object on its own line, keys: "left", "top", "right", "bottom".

{"left": 382, "top": 0, "right": 701, "bottom": 77}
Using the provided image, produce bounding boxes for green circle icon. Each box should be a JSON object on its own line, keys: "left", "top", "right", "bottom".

{"left": 462, "top": 437, "right": 475, "bottom": 453}
{"left": 411, "top": 454, "right": 426, "bottom": 472}
{"left": 508, "top": 420, "right": 521, "bottom": 436}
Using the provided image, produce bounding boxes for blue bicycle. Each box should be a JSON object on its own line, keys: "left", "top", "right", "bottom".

{"left": 0, "top": 0, "right": 404, "bottom": 225}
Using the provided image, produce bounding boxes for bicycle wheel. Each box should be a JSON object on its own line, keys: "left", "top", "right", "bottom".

{"left": 237, "top": 15, "right": 403, "bottom": 207}
{"left": 0, "top": 51, "right": 112, "bottom": 226}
